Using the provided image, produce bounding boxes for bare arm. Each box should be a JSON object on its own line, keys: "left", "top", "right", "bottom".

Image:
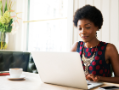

{"left": 71, "top": 42, "right": 78, "bottom": 52}
{"left": 99, "top": 44, "right": 119, "bottom": 83}
{"left": 86, "top": 44, "right": 119, "bottom": 83}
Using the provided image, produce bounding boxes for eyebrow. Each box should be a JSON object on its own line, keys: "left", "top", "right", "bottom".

{"left": 78, "top": 23, "right": 91, "bottom": 27}
{"left": 84, "top": 23, "right": 91, "bottom": 26}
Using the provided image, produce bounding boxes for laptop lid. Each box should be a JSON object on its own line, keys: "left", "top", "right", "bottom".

{"left": 31, "top": 52, "right": 88, "bottom": 89}
{"left": 31, "top": 52, "right": 102, "bottom": 89}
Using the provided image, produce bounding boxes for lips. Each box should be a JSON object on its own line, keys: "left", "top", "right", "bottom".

{"left": 81, "top": 36, "right": 88, "bottom": 39}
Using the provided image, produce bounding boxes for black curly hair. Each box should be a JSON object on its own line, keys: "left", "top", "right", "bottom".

{"left": 73, "top": 5, "right": 103, "bottom": 29}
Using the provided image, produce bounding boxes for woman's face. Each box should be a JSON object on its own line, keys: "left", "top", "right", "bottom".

{"left": 77, "top": 19, "right": 98, "bottom": 42}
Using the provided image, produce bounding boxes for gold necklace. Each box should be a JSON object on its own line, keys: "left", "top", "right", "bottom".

{"left": 82, "top": 45, "right": 97, "bottom": 74}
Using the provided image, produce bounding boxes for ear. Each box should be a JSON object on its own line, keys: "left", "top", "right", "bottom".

{"left": 95, "top": 26, "right": 99, "bottom": 31}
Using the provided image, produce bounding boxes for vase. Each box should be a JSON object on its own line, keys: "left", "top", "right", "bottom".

{"left": 0, "top": 31, "right": 8, "bottom": 50}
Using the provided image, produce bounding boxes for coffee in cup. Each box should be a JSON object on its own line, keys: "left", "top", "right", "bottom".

{"left": 9, "top": 68, "right": 23, "bottom": 78}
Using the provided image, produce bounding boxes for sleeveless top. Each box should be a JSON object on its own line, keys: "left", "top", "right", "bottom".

{"left": 77, "top": 41, "right": 111, "bottom": 77}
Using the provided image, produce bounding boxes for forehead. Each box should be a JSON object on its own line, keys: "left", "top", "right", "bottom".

{"left": 77, "top": 19, "right": 93, "bottom": 26}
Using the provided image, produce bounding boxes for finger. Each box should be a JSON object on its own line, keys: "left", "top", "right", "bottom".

{"left": 90, "top": 74, "right": 96, "bottom": 81}
{"left": 86, "top": 74, "right": 91, "bottom": 80}
{"left": 85, "top": 73, "right": 89, "bottom": 77}
{"left": 94, "top": 77, "right": 98, "bottom": 82}
{"left": 94, "top": 76, "right": 100, "bottom": 82}
{"left": 92, "top": 75, "right": 99, "bottom": 82}
{"left": 86, "top": 74, "right": 90, "bottom": 80}
{"left": 86, "top": 77, "right": 93, "bottom": 81}
{"left": 86, "top": 74, "right": 94, "bottom": 81}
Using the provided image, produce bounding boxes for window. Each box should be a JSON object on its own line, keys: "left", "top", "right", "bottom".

{"left": 27, "top": 0, "right": 68, "bottom": 52}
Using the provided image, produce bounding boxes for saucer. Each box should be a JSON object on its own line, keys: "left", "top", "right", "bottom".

{"left": 6, "top": 75, "right": 25, "bottom": 80}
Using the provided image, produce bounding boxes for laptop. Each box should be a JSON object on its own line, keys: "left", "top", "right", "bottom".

{"left": 31, "top": 52, "right": 103, "bottom": 89}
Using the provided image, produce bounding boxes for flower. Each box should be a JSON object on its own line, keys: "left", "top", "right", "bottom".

{"left": 0, "top": 15, "right": 5, "bottom": 24}
{"left": 0, "top": 0, "right": 21, "bottom": 33}
{"left": 3, "top": 11, "right": 11, "bottom": 24}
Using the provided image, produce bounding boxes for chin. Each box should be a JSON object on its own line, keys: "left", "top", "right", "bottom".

{"left": 82, "top": 39, "right": 89, "bottom": 43}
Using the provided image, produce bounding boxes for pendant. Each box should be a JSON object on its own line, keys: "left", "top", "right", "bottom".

{"left": 82, "top": 53, "right": 95, "bottom": 74}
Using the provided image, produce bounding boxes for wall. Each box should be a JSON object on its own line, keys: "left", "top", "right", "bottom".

{"left": 6, "top": 0, "right": 119, "bottom": 52}
{"left": 72, "top": 0, "right": 119, "bottom": 52}
{"left": 6, "top": 0, "right": 28, "bottom": 51}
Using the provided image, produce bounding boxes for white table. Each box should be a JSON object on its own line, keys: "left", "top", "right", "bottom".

{"left": 0, "top": 72, "right": 119, "bottom": 90}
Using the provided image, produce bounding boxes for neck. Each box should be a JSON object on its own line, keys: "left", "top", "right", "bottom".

{"left": 84, "top": 38, "right": 99, "bottom": 48}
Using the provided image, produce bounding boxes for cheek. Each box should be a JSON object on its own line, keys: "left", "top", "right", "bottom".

{"left": 78, "top": 31, "right": 81, "bottom": 36}
{"left": 88, "top": 31, "right": 93, "bottom": 34}
{"left": 88, "top": 29, "right": 95, "bottom": 35}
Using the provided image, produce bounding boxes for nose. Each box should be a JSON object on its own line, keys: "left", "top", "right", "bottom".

{"left": 80, "top": 28, "right": 86, "bottom": 34}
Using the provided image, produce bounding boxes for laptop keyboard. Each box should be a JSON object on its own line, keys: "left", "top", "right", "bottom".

{"left": 87, "top": 80, "right": 96, "bottom": 86}
{"left": 87, "top": 83, "right": 91, "bottom": 85}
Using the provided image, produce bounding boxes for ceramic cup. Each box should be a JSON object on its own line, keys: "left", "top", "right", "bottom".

{"left": 9, "top": 68, "right": 23, "bottom": 78}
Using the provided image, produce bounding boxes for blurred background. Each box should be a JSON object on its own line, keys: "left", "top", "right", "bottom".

{"left": 5, "top": 0, "right": 119, "bottom": 52}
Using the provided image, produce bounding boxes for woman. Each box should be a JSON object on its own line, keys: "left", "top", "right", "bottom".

{"left": 71, "top": 5, "right": 119, "bottom": 83}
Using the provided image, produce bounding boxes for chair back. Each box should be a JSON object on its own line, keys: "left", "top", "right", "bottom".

{"left": 0, "top": 51, "right": 30, "bottom": 71}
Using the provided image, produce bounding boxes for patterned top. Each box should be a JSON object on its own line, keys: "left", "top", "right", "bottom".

{"left": 76, "top": 41, "right": 111, "bottom": 77}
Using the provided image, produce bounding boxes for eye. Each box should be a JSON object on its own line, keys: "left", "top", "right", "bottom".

{"left": 86, "top": 27, "right": 90, "bottom": 29}
{"left": 79, "top": 28, "right": 82, "bottom": 30}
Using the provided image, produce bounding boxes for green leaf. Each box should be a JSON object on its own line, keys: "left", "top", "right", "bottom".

{"left": 4, "top": 0, "right": 7, "bottom": 12}
{"left": 5, "top": 18, "right": 13, "bottom": 32}
{"left": 0, "top": 0, "right": 3, "bottom": 15}
{"left": 9, "top": 18, "right": 13, "bottom": 25}
{"left": 5, "top": 25, "right": 12, "bottom": 32}
{"left": 0, "top": 19, "right": 13, "bottom": 33}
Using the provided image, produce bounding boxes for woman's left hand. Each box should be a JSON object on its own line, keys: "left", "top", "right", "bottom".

{"left": 86, "top": 74, "right": 101, "bottom": 82}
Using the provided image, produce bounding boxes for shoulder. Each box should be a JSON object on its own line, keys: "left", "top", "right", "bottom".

{"left": 71, "top": 41, "right": 83, "bottom": 52}
{"left": 74, "top": 41, "right": 79, "bottom": 46}
{"left": 100, "top": 41, "right": 116, "bottom": 51}
{"left": 106, "top": 43, "right": 117, "bottom": 52}
{"left": 71, "top": 41, "right": 78, "bottom": 52}
{"left": 105, "top": 43, "right": 118, "bottom": 58}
